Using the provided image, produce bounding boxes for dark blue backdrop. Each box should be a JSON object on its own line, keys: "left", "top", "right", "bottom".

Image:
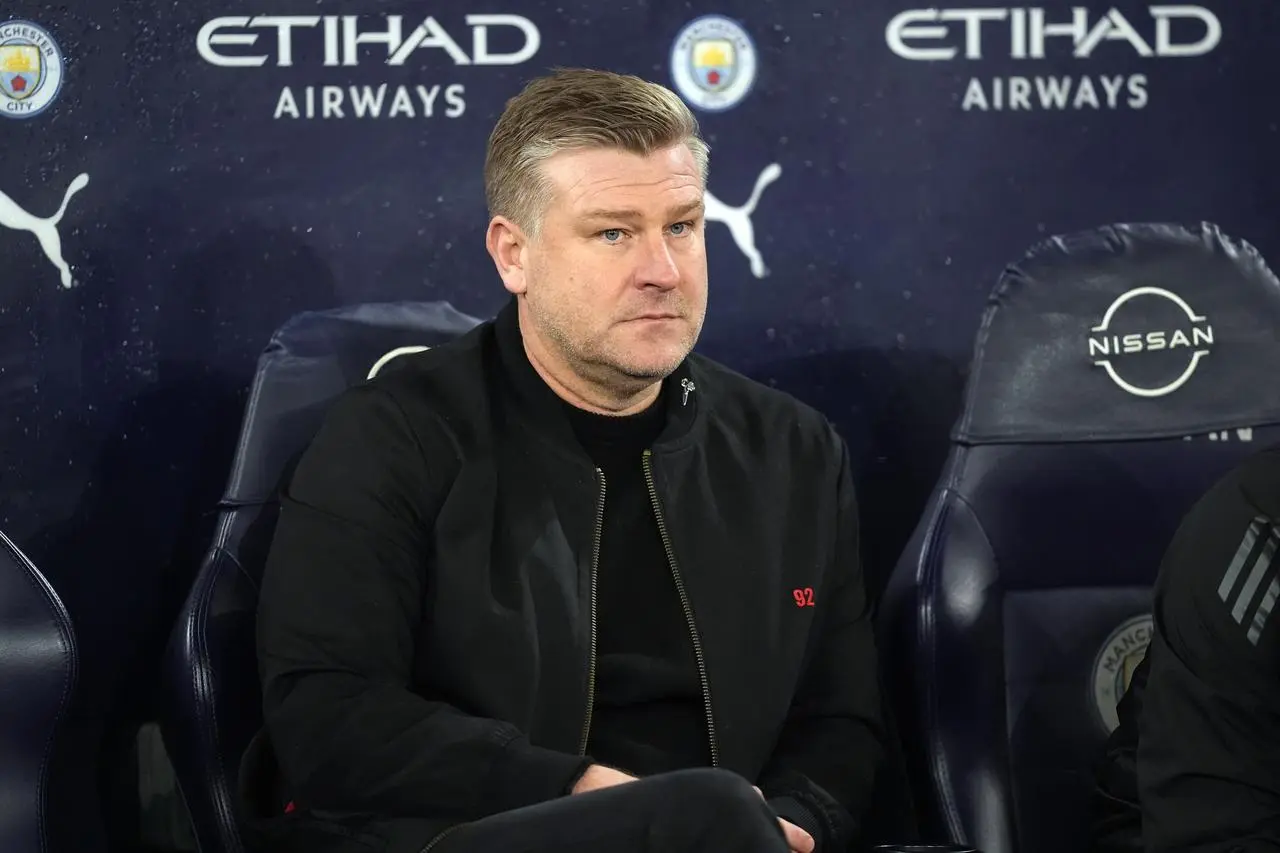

{"left": 2, "top": 1, "right": 1276, "bottom": 849}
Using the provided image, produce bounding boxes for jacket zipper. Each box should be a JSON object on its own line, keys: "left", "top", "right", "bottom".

{"left": 642, "top": 450, "right": 719, "bottom": 767}
{"left": 420, "top": 823, "right": 462, "bottom": 852}
{"left": 577, "top": 469, "right": 606, "bottom": 754}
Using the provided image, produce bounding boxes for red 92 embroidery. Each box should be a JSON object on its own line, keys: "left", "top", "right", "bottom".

{"left": 792, "top": 587, "right": 815, "bottom": 607}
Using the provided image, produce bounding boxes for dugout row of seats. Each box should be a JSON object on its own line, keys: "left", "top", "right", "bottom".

{"left": 5, "top": 221, "right": 1280, "bottom": 852}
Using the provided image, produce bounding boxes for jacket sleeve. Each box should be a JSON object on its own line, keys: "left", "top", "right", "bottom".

{"left": 758, "top": 435, "right": 885, "bottom": 853}
{"left": 1137, "top": 460, "right": 1280, "bottom": 852}
{"left": 1089, "top": 650, "right": 1147, "bottom": 853}
{"left": 256, "top": 383, "right": 589, "bottom": 821}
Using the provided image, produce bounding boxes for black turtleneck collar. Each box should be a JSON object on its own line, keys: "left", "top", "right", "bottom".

{"left": 492, "top": 298, "right": 702, "bottom": 457}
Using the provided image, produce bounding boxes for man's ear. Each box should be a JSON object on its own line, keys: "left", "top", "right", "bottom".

{"left": 486, "top": 215, "right": 529, "bottom": 295}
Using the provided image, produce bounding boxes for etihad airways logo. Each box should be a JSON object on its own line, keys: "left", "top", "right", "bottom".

{"left": 196, "top": 14, "right": 540, "bottom": 120}
{"left": 885, "top": 6, "right": 1222, "bottom": 111}
{"left": 196, "top": 15, "right": 539, "bottom": 66}
{"left": 886, "top": 6, "right": 1220, "bottom": 60}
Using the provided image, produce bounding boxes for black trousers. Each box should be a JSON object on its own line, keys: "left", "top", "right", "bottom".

{"left": 255, "top": 768, "right": 793, "bottom": 853}
{"left": 430, "top": 768, "right": 791, "bottom": 853}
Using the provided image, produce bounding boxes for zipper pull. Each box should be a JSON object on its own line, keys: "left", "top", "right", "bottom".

{"left": 681, "top": 377, "right": 695, "bottom": 406}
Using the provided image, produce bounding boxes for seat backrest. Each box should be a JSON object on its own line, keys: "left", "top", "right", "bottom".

{"left": 159, "top": 300, "right": 482, "bottom": 853}
{"left": 0, "top": 528, "right": 77, "bottom": 853}
{"left": 880, "top": 222, "right": 1280, "bottom": 853}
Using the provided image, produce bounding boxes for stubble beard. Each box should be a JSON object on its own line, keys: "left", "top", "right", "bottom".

{"left": 534, "top": 305, "right": 684, "bottom": 394}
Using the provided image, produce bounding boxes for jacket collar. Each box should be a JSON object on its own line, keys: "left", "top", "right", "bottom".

{"left": 492, "top": 298, "right": 701, "bottom": 456}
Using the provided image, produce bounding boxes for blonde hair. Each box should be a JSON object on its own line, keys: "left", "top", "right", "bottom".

{"left": 484, "top": 67, "right": 710, "bottom": 235}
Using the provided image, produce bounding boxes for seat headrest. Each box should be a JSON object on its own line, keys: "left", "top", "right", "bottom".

{"left": 954, "top": 222, "right": 1280, "bottom": 444}
{"left": 223, "top": 300, "right": 483, "bottom": 504}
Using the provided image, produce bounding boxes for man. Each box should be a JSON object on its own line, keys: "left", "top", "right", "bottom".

{"left": 253, "top": 67, "right": 883, "bottom": 853}
{"left": 1092, "top": 445, "right": 1280, "bottom": 851}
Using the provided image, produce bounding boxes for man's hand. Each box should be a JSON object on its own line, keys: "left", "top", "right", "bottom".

{"left": 752, "top": 786, "right": 816, "bottom": 853}
{"left": 570, "top": 764, "right": 637, "bottom": 795}
{"left": 777, "top": 819, "right": 815, "bottom": 853}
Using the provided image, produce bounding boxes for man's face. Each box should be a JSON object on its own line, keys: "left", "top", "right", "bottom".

{"left": 495, "top": 143, "right": 708, "bottom": 388}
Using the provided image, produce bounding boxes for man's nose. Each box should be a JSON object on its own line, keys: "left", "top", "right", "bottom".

{"left": 635, "top": 234, "right": 681, "bottom": 289}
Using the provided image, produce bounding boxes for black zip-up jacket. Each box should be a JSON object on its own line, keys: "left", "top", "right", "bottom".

{"left": 1092, "top": 445, "right": 1280, "bottom": 852}
{"left": 254, "top": 300, "right": 884, "bottom": 850}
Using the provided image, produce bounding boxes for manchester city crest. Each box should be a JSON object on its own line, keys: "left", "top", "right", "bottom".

{"left": 1091, "top": 613, "right": 1153, "bottom": 733}
{"left": 0, "top": 20, "right": 64, "bottom": 119}
{"left": 670, "top": 15, "right": 757, "bottom": 113}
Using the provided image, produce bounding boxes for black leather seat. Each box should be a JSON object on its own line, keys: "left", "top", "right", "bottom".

{"left": 158, "top": 301, "right": 482, "bottom": 853}
{"left": 879, "top": 222, "right": 1280, "bottom": 853}
{"left": 0, "top": 528, "right": 78, "bottom": 853}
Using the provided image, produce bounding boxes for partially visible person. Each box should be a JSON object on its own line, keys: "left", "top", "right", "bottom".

{"left": 247, "top": 67, "right": 885, "bottom": 853}
{"left": 1093, "top": 444, "right": 1280, "bottom": 852}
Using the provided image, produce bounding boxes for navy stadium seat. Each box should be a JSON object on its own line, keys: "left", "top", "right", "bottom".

{"left": 0, "top": 528, "right": 78, "bottom": 853}
{"left": 879, "top": 222, "right": 1280, "bottom": 853}
{"left": 158, "top": 301, "right": 483, "bottom": 853}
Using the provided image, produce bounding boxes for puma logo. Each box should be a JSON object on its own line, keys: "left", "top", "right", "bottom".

{"left": 703, "top": 163, "right": 781, "bottom": 279}
{"left": 1, "top": 173, "right": 89, "bottom": 289}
